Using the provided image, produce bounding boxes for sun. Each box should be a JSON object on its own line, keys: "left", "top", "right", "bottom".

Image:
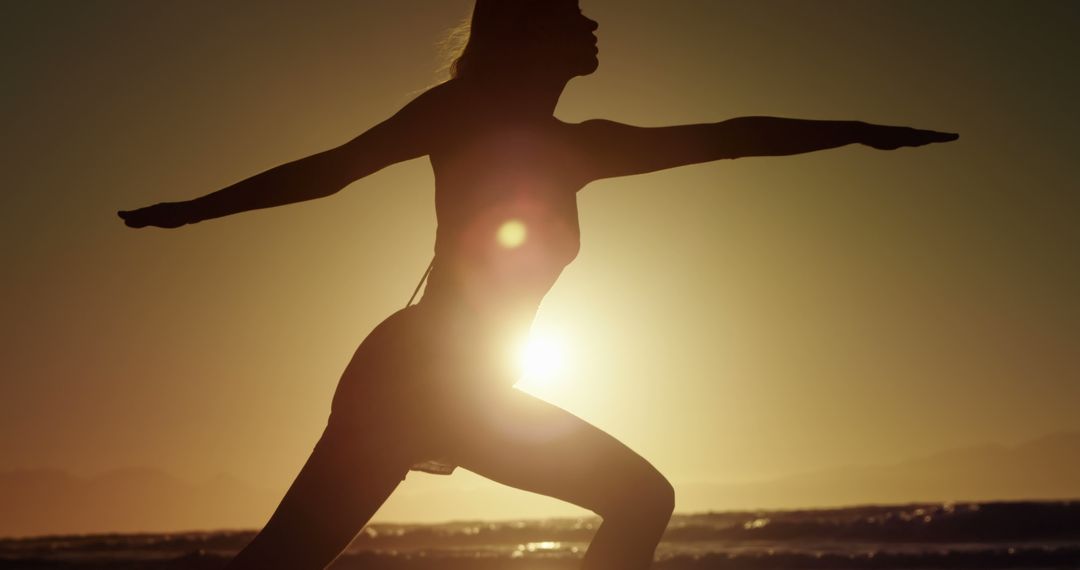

{"left": 513, "top": 328, "right": 568, "bottom": 395}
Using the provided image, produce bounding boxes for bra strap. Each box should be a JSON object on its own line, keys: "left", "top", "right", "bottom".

{"left": 405, "top": 257, "right": 435, "bottom": 308}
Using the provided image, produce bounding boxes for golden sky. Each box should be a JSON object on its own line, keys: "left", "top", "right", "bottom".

{"left": 2, "top": 0, "right": 1078, "bottom": 528}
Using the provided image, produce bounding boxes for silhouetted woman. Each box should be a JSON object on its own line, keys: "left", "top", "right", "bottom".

{"left": 118, "top": 1, "right": 956, "bottom": 568}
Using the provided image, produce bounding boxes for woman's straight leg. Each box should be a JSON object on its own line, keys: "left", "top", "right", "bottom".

{"left": 442, "top": 387, "right": 675, "bottom": 570}
{"left": 225, "top": 422, "right": 411, "bottom": 570}
{"left": 226, "top": 307, "right": 428, "bottom": 570}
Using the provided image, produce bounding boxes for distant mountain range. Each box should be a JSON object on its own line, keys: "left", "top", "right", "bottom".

{"left": 680, "top": 431, "right": 1080, "bottom": 511}
{"left": 3, "top": 431, "right": 1079, "bottom": 537}
{"left": 0, "top": 467, "right": 276, "bottom": 537}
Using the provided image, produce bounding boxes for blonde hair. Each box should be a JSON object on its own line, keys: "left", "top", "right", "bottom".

{"left": 442, "top": 0, "right": 545, "bottom": 81}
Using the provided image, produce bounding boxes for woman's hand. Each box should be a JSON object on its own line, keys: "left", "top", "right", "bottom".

{"left": 117, "top": 201, "right": 197, "bottom": 229}
{"left": 860, "top": 123, "right": 959, "bottom": 150}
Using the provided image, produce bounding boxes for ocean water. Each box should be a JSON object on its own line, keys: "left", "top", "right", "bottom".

{"left": 2, "top": 501, "right": 1078, "bottom": 569}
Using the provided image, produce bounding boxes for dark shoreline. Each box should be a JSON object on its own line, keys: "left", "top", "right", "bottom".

{"left": 4, "top": 501, "right": 1079, "bottom": 569}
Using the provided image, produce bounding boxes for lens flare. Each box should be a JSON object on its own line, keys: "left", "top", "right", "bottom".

{"left": 496, "top": 219, "right": 527, "bottom": 248}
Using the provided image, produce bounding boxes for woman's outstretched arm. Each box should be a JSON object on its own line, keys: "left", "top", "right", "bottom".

{"left": 118, "top": 87, "right": 445, "bottom": 229}
{"left": 573, "top": 117, "right": 958, "bottom": 183}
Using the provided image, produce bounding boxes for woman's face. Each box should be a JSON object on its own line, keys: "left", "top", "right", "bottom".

{"left": 525, "top": 0, "right": 600, "bottom": 79}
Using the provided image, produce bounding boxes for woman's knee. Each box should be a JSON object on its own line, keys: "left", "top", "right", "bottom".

{"left": 595, "top": 468, "right": 675, "bottom": 525}
{"left": 640, "top": 473, "right": 676, "bottom": 520}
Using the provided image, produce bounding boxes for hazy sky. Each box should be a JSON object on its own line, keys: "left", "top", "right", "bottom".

{"left": 3, "top": 0, "right": 1078, "bottom": 525}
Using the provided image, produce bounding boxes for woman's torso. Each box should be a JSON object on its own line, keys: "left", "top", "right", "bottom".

{"left": 419, "top": 94, "right": 589, "bottom": 349}
{"left": 336, "top": 84, "right": 593, "bottom": 412}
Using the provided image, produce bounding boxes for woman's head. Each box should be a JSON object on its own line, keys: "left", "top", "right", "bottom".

{"left": 447, "top": 0, "right": 599, "bottom": 82}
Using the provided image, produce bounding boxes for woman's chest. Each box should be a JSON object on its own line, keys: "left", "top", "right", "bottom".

{"left": 430, "top": 128, "right": 584, "bottom": 264}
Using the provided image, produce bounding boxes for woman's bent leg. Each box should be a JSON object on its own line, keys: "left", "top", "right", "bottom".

{"left": 444, "top": 388, "right": 675, "bottom": 570}
{"left": 226, "top": 422, "right": 410, "bottom": 570}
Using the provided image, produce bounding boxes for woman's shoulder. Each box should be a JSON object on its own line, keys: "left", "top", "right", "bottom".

{"left": 402, "top": 79, "right": 479, "bottom": 134}
{"left": 407, "top": 79, "right": 475, "bottom": 116}
{"left": 369, "top": 80, "right": 475, "bottom": 156}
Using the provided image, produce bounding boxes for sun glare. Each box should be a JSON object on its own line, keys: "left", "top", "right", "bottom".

{"left": 514, "top": 329, "right": 567, "bottom": 394}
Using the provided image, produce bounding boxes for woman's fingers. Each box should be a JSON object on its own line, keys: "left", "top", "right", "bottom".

{"left": 116, "top": 203, "right": 188, "bottom": 229}
{"left": 933, "top": 130, "right": 960, "bottom": 142}
{"left": 117, "top": 209, "right": 147, "bottom": 228}
{"left": 865, "top": 125, "right": 959, "bottom": 150}
{"left": 117, "top": 210, "right": 143, "bottom": 228}
{"left": 911, "top": 128, "right": 959, "bottom": 146}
